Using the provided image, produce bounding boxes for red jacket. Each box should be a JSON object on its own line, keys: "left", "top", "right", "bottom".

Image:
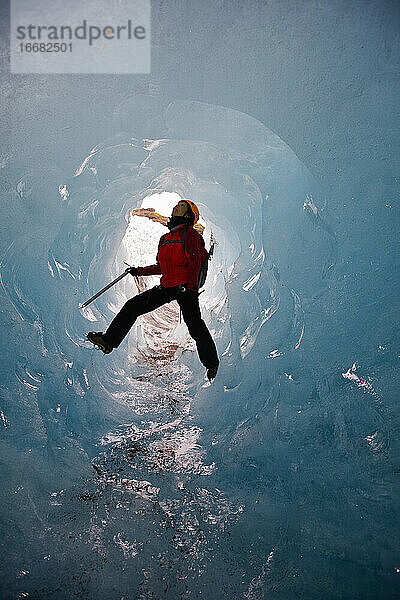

{"left": 136, "top": 225, "right": 208, "bottom": 290}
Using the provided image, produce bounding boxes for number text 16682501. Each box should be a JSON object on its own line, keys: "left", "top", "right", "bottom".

{"left": 19, "top": 42, "right": 73, "bottom": 53}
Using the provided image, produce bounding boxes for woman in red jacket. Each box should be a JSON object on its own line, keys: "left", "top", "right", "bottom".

{"left": 87, "top": 200, "right": 219, "bottom": 381}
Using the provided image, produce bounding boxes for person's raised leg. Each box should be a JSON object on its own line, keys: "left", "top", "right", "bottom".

{"left": 103, "top": 285, "right": 175, "bottom": 348}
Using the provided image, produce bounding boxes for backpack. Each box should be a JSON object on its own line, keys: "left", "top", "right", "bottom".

{"left": 198, "top": 240, "right": 215, "bottom": 289}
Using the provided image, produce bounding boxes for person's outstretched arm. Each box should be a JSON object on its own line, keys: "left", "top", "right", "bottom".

{"left": 134, "top": 262, "right": 162, "bottom": 276}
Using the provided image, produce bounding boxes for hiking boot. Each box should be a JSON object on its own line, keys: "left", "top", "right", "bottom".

{"left": 87, "top": 332, "right": 113, "bottom": 354}
{"left": 207, "top": 363, "right": 219, "bottom": 381}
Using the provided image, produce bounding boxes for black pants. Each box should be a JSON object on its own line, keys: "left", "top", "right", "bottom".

{"left": 103, "top": 285, "right": 219, "bottom": 369}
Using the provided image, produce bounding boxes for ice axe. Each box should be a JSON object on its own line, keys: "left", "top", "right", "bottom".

{"left": 80, "top": 263, "right": 137, "bottom": 308}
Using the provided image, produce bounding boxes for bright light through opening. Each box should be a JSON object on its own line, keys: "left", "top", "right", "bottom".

{"left": 140, "top": 192, "right": 207, "bottom": 229}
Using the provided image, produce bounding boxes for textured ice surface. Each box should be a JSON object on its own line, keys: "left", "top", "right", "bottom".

{"left": 0, "top": 98, "right": 398, "bottom": 600}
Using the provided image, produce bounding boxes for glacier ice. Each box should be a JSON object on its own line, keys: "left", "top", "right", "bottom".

{"left": 0, "top": 98, "right": 398, "bottom": 600}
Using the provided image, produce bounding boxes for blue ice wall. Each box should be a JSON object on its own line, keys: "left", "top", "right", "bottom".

{"left": 1, "top": 2, "right": 399, "bottom": 599}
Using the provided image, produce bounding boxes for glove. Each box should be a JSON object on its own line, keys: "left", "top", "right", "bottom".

{"left": 127, "top": 266, "right": 138, "bottom": 276}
